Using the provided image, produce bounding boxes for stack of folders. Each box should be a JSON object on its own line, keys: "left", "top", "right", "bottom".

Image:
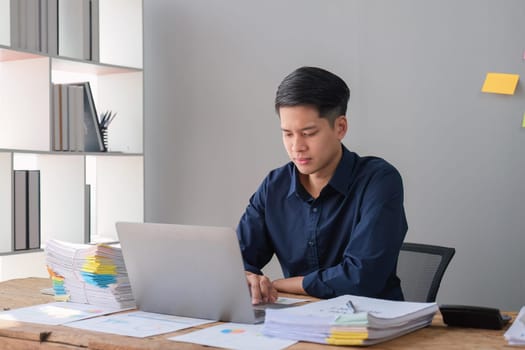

{"left": 52, "top": 82, "right": 106, "bottom": 152}
{"left": 504, "top": 307, "right": 525, "bottom": 346}
{"left": 262, "top": 295, "right": 438, "bottom": 346}
{"left": 10, "top": 0, "right": 99, "bottom": 60}
{"left": 45, "top": 239, "right": 135, "bottom": 310}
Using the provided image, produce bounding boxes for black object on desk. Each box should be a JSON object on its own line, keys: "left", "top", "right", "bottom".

{"left": 440, "top": 304, "right": 511, "bottom": 330}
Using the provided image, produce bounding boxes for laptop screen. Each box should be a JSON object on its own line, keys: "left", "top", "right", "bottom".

{"left": 116, "top": 222, "right": 261, "bottom": 323}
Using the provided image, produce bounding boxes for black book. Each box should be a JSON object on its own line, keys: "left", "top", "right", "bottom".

{"left": 28, "top": 170, "right": 41, "bottom": 249}
{"left": 73, "top": 81, "right": 106, "bottom": 152}
{"left": 13, "top": 170, "right": 28, "bottom": 251}
{"left": 13, "top": 170, "right": 41, "bottom": 251}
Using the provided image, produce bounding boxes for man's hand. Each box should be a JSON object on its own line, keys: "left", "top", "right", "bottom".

{"left": 245, "top": 271, "right": 278, "bottom": 305}
{"left": 273, "top": 276, "right": 306, "bottom": 295}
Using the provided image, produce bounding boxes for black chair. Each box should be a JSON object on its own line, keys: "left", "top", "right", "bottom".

{"left": 397, "top": 242, "right": 455, "bottom": 303}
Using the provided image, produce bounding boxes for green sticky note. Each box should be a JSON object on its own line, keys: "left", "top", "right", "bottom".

{"left": 334, "top": 313, "right": 369, "bottom": 326}
{"left": 522, "top": 113, "right": 525, "bottom": 128}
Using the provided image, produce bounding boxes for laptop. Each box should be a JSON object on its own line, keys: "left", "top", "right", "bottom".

{"left": 115, "top": 222, "right": 265, "bottom": 324}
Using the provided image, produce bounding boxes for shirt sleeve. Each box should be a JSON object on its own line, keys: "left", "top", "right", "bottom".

{"left": 302, "top": 166, "right": 408, "bottom": 299}
{"left": 236, "top": 178, "right": 275, "bottom": 275}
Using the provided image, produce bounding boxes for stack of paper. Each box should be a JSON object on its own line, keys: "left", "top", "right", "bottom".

{"left": 45, "top": 239, "right": 135, "bottom": 309}
{"left": 504, "top": 307, "right": 525, "bottom": 346}
{"left": 262, "top": 295, "right": 438, "bottom": 346}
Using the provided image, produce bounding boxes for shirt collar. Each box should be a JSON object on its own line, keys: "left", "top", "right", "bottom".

{"left": 328, "top": 144, "right": 355, "bottom": 196}
{"left": 287, "top": 166, "right": 299, "bottom": 198}
{"left": 287, "top": 144, "right": 356, "bottom": 198}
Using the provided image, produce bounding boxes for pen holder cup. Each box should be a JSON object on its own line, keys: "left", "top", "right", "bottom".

{"left": 101, "top": 127, "right": 108, "bottom": 151}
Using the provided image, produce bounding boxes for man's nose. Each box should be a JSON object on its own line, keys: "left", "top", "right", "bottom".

{"left": 291, "top": 136, "right": 307, "bottom": 152}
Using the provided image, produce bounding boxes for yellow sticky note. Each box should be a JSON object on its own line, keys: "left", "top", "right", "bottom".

{"left": 522, "top": 113, "right": 525, "bottom": 128}
{"left": 481, "top": 72, "right": 519, "bottom": 95}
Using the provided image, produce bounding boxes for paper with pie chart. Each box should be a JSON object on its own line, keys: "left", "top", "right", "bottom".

{"left": 170, "top": 322, "right": 297, "bottom": 350}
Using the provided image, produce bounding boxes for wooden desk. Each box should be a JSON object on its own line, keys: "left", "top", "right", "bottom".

{"left": 0, "top": 278, "right": 516, "bottom": 349}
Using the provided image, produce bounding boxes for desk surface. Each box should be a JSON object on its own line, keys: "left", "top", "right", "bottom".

{"left": 0, "top": 278, "right": 516, "bottom": 349}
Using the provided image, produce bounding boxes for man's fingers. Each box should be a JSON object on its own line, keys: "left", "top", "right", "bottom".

{"left": 258, "top": 275, "right": 274, "bottom": 303}
{"left": 269, "top": 285, "right": 278, "bottom": 303}
{"left": 246, "top": 273, "right": 277, "bottom": 305}
{"left": 265, "top": 282, "right": 278, "bottom": 304}
{"left": 247, "top": 274, "right": 263, "bottom": 304}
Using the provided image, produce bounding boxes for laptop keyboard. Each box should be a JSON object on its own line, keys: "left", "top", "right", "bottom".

{"left": 254, "top": 308, "right": 266, "bottom": 318}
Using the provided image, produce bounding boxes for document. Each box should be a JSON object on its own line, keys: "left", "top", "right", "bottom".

{"left": 65, "top": 310, "right": 214, "bottom": 338}
{"left": 262, "top": 294, "right": 438, "bottom": 346}
{"left": 274, "top": 296, "right": 311, "bottom": 305}
{"left": 170, "top": 323, "right": 297, "bottom": 350}
{"left": 504, "top": 306, "right": 525, "bottom": 346}
{"left": 0, "top": 302, "right": 122, "bottom": 325}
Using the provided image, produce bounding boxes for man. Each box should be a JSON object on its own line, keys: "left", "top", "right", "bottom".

{"left": 237, "top": 66, "right": 407, "bottom": 305}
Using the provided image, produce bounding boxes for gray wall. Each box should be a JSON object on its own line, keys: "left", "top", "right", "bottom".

{"left": 144, "top": 0, "right": 525, "bottom": 310}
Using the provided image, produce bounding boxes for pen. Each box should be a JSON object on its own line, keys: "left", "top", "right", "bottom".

{"left": 346, "top": 299, "right": 356, "bottom": 313}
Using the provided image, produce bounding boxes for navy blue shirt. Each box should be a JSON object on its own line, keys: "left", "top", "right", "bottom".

{"left": 236, "top": 145, "right": 407, "bottom": 300}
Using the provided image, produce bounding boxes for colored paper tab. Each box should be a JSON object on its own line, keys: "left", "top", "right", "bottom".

{"left": 481, "top": 73, "right": 519, "bottom": 95}
{"left": 522, "top": 113, "right": 525, "bottom": 128}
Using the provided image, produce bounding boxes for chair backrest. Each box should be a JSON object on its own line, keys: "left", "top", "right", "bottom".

{"left": 397, "top": 242, "right": 455, "bottom": 303}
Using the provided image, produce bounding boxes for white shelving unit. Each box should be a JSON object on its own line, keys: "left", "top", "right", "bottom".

{"left": 0, "top": 0, "right": 144, "bottom": 281}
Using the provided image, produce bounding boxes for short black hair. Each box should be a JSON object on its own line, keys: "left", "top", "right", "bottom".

{"left": 275, "top": 66, "right": 350, "bottom": 126}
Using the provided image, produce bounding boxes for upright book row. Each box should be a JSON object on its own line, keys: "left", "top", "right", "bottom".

{"left": 52, "top": 82, "right": 106, "bottom": 152}
{"left": 10, "top": 0, "right": 99, "bottom": 61}
{"left": 13, "top": 170, "right": 41, "bottom": 251}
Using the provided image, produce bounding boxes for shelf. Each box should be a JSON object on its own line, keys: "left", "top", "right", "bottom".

{"left": 52, "top": 57, "right": 141, "bottom": 76}
{"left": 0, "top": 46, "right": 44, "bottom": 62}
{"left": 0, "top": 56, "right": 50, "bottom": 151}
{"left": 86, "top": 155, "right": 144, "bottom": 242}
{"left": 0, "top": 0, "right": 144, "bottom": 281}
{"left": 0, "top": 249, "right": 44, "bottom": 257}
{"left": 0, "top": 44, "right": 141, "bottom": 74}
{"left": 0, "top": 153, "right": 11, "bottom": 252}
{"left": 98, "top": 0, "right": 143, "bottom": 69}
{"left": 0, "top": 251, "right": 48, "bottom": 280}
{"left": 0, "top": 149, "right": 143, "bottom": 157}
{"left": 1, "top": 0, "right": 142, "bottom": 68}
{"left": 0, "top": 59, "right": 143, "bottom": 153}
{"left": 51, "top": 65, "right": 143, "bottom": 154}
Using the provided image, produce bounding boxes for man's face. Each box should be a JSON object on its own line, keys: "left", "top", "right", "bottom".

{"left": 280, "top": 105, "right": 347, "bottom": 178}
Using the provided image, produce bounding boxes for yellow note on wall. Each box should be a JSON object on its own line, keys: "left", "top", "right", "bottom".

{"left": 522, "top": 112, "right": 525, "bottom": 128}
{"left": 481, "top": 73, "right": 519, "bottom": 95}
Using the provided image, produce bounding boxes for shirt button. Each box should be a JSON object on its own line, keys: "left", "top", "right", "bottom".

{"left": 308, "top": 240, "right": 314, "bottom": 247}
{"left": 312, "top": 207, "right": 318, "bottom": 213}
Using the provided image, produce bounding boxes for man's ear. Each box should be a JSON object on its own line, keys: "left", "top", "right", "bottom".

{"left": 335, "top": 116, "right": 348, "bottom": 139}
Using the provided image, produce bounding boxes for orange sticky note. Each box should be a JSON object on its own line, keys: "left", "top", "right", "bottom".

{"left": 481, "top": 73, "right": 519, "bottom": 95}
